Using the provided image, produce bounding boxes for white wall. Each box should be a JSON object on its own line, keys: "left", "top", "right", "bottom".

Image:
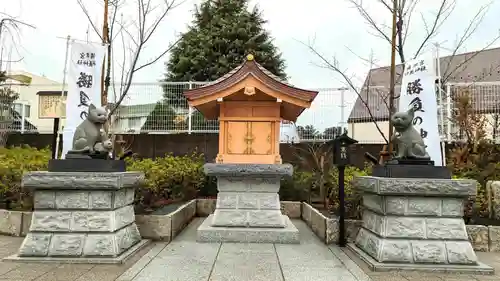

{"left": 112, "top": 116, "right": 148, "bottom": 133}
{"left": 5, "top": 71, "right": 66, "bottom": 133}
{"left": 348, "top": 121, "right": 390, "bottom": 144}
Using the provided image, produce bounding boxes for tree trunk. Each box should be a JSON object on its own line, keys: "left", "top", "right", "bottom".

{"left": 0, "top": 120, "right": 13, "bottom": 147}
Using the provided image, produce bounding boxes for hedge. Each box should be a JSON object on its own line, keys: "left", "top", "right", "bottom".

{"left": 0, "top": 146, "right": 496, "bottom": 219}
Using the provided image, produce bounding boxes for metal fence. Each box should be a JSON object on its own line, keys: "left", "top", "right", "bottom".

{"left": 110, "top": 82, "right": 351, "bottom": 142}
{"left": 0, "top": 81, "right": 350, "bottom": 141}
{"left": 2, "top": 81, "right": 500, "bottom": 143}
{"left": 345, "top": 81, "right": 500, "bottom": 143}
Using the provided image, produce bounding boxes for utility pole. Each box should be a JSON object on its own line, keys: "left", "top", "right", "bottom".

{"left": 387, "top": 0, "right": 398, "bottom": 157}
{"left": 101, "top": 0, "right": 110, "bottom": 106}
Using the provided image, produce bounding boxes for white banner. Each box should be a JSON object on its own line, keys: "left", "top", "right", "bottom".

{"left": 61, "top": 42, "right": 106, "bottom": 158}
{"left": 280, "top": 121, "right": 300, "bottom": 143}
{"left": 398, "top": 53, "right": 442, "bottom": 165}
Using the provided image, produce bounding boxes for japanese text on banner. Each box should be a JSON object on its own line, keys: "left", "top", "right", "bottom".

{"left": 398, "top": 53, "right": 442, "bottom": 165}
{"left": 61, "top": 42, "right": 106, "bottom": 158}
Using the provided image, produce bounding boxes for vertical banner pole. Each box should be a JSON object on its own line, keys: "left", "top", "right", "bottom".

{"left": 434, "top": 43, "right": 446, "bottom": 166}
{"left": 188, "top": 81, "right": 193, "bottom": 134}
{"left": 54, "top": 35, "right": 71, "bottom": 159}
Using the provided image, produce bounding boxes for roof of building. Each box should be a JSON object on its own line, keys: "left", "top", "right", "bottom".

{"left": 183, "top": 54, "right": 319, "bottom": 102}
{"left": 110, "top": 103, "right": 157, "bottom": 118}
{"left": 348, "top": 47, "right": 500, "bottom": 123}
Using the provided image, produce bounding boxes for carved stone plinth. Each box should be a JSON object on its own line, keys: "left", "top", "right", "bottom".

{"left": 348, "top": 176, "right": 494, "bottom": 274}
{"left": 4, "top": 172, "right": 149, "bottom": 264}
{"left": 197, "top": 164, "right": 299, "bottom": 243}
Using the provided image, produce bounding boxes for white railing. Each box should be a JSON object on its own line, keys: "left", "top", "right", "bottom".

{"left": 346, "top": 82, "right": 500, "bottom": 143}
{"left": 3, "top": 81, "right": 499, "bottom": 143}
{"left": 0, "top": 82, "right": 350, "bottom": 142}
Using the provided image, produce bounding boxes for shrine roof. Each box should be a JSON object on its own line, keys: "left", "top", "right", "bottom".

{"left": 183, "top": 54, "right": 319, "bottom": 102}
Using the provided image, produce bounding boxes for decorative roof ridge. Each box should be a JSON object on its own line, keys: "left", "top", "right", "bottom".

{"left": 184, "top": 54, "right": 318, "bottom": 101}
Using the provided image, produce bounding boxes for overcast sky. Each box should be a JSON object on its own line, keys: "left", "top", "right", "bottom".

{"left": 2, "top": 0, "right": 500, "bottom": 130}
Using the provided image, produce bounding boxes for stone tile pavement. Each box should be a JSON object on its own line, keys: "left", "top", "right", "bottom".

{"left": 117, "top": 218, "right": 369, "bottom": 281}
{"left": 0, "top": 218, "right": 500, "bottom": 281}
{"left": 0, "top": 234, "right": 154, "bottom": 281}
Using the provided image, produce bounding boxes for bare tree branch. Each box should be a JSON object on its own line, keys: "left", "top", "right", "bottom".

{"left": 76, "top": 0, "right": 104, "bottom": 41}
{"left": 301, "top": 0, "right": 495, "bottom": 145}
{"left": 134, "top": 36, "right": 181, "bottom": 72}
{"left": 347, "top": 0, "right": 392, "bottom": 45}
{"left": 106, "top": 0, "right": 184, "bottom": 116}
{"left": 301, "top": 40, "right": 389, "bottom": 143}
{"left": 413, "top": 0, "right": 455, "bottom": 58}
{"left": 76, "top": 0, "right": 184, "bottom": 118}
{"left": 441, "top": 2, "right": 496, "bottom": 83}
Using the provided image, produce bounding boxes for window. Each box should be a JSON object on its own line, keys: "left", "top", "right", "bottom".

{"left": 24, "top": 105, "right": 31, "bottom": 118}
{"left": 12, "top": 103, "right": 31, "bottom": 118}
{"left": 13, "top": 103, "right": 22, "bottom": 114}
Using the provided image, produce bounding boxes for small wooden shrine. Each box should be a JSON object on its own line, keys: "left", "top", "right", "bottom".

{"left": 184, "top": 54, "right": 318, "bottom": 164}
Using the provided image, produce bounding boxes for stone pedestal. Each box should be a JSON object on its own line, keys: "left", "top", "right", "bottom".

{"left": 348, "top": 176, "right": 493, "bottom": 273}
{"left": 4, "top": 172, "right": 149, "bottom": 264}
{"left": 197, "top": 164, "right": 299, "bottom": 243}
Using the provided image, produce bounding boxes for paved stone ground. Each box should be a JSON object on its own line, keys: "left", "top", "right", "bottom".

{"left": 0, "top": 218, "right": 500, "bottom": 281}
{"left": 116, "top": 218, "right": 371, "bottom": 281}
{"left": 0, "top": 234, "right": 154, "bottom": 281}
{"left": 341, "top": 243, "right": 500, "bottom": 281}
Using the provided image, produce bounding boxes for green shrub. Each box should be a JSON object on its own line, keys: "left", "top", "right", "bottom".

{"left": 0, "top": 143, "right": 497, "bottom": 223}
{"left": 325, "top": 164, "right": 371, "bottom": 219}
{"left": 279, "top": 170, "right": 314, "bottom": 202}
{"left": 126, "top": 152, "right": 206, "bottom": 211}
{"left": 448, "top": 141, "right": 500, "bottom": 219}
{"left": 0, "top": 146, "right": 51, "bottom": 210}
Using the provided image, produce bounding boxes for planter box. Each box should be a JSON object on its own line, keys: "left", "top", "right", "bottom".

{"left": 489, "top": 225, "right": 500, "bottom": 252}
{"left": 196, "top": 198, "right": 216, "bottom": 217}
{"left": 281, "top": 201, "right": 301, "bottom": 219}
{"left": 170, "top": 200, "right": 196, "bottom": 238}
{"left": 0, "top": 210, "right": 32, "bottom": 237}
{"left": 301, "top": 203, "right": 326, "bottom": 241}
{"left": 1, "top": 199, "right": 197, "bottom": 243}
{"left": 135, "top": 199, "right": 196, "bottom": 241}
{"left": 467, "top": 225, "right": 489, "bottom": 252}
{"left": 135, "top": 214, "right": 172, "bottom": 241}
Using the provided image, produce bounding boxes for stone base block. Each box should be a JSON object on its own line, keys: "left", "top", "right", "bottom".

{"left": 16, "top": 224, "right": 142, "bottom": 258}
{"left": 4, "top": 239, "right": 150, "bottom": 264}
{"left": 197, "top": 214, "right": 299, "bottom": 244}
{"left": 347, "top": 243, "right": 494, "bottom": 274}
{"left": 212, "top": 209, "right": 286, "bottom": 228}
{"left": 355, "top": 228, "right": 477, "bottom": 265}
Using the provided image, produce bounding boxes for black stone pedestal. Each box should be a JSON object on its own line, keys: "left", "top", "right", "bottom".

{"left": 48, "top": 159, "right": 126, "bottom": 172}
{"left": 372, "top": 158, "right": 451, "bottom": 179}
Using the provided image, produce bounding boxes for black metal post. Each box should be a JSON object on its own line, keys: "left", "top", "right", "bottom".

{"left": 51, "top": 118, "right": 60, "bottom": 159}
{"left": 338, "top": 165, "right": 346, "bottom": 247}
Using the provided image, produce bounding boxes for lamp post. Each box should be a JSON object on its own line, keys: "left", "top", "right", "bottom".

{"left": 329, "top": 132, "right": 358, "bottom": 247}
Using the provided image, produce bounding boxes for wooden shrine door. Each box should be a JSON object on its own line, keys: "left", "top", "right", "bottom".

{"left": 249, "top": 122, "right": 273, "bottom": 155}
{"left": 226, "top": 121, "right": 272, "bottom": 155}
{"left": 217, "top": 101, "right": 282, "bottom": 164}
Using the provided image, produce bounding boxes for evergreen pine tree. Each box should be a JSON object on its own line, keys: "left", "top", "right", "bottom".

{"left": 142, "top": 0, "right": 287, "bottom": 132}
